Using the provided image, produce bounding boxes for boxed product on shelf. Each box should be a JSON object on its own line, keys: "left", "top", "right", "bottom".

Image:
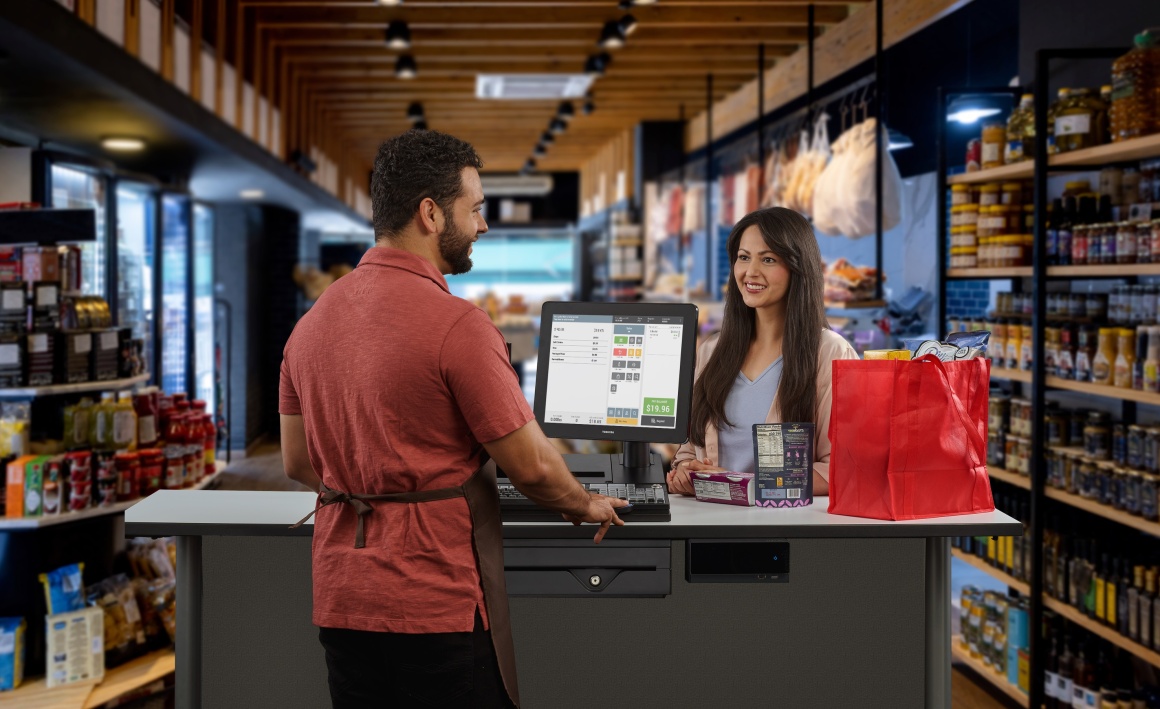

{"left": 0, "top": 248, "right": 21, "bottom": 283}
{"left": 0, "top": 283, "right": 23, "bottom": 336}
{"left": 0, "top": 616, "right": 26, "bottom": 692}
{"left": 54, "top": 331, "right": 92, "bottom": 384}
{"left": 23, "top": 331, "right": 53, "bottom": 386}
{"left": 44, "top": 606, "right": 104, "bottom": 688}
{"left": 90, "top": 328, "right": 121, "bottom": 381}
{"left": 20, "top": 247, "right": 59, "bottom": 283}
{"left": 0, "top": 336, "right": 23, "bottom": 388}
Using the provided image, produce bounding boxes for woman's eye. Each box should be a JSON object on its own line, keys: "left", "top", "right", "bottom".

{"left": 764, "top": 258, "right": 777, "bottom": 265}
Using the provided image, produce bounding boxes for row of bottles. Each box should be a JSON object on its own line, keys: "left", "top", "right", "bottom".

{"left": 1042, "top": 617, "right": 1160, "bottom": 708}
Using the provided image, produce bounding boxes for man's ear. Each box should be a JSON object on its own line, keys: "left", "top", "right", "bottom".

{"left": 419, "top": 197, "right": 443, "bottom": 235}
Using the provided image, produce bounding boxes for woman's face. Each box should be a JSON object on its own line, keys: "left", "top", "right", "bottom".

{"left": 733, "top": 225, "right": 790, "bottom": 311}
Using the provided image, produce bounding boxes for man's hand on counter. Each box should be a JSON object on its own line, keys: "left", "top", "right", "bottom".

{"left": 562, "top": 494, "right": 629, "bottom": 544}
{"left": 667, "top": 458, "right": 725, "bottom": 497}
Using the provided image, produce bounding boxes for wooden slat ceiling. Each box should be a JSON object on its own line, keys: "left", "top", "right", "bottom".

{"left": 228, "top": 0, "right": 868, "bottom": 174}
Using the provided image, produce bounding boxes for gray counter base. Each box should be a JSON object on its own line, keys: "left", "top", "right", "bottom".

{"left": 198, "top": 535, "right": 925, "bottom": 709}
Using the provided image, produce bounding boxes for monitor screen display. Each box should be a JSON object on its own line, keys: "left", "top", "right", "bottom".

{"left": 533, "top": 302, "right": 698, "bottom": 444}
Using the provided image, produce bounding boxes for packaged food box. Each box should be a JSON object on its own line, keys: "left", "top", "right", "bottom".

{"left": 691, "top": 471, "right": 755, "bottom": 506}
{"left": 753, "top": 422, "right": 814, "bottom": 508}
{"left": 863, "top": 349, "right": 912, "bottom": 360}
{"left": 0, "top": 617, "right": 25, "bottom": 691}
{"left": 23, "top": 455, "right": 49, "bottom": 518}
{"left": 45, "top": 606, "right": 104, "bottom": 688}
{"left": 4, "top": 455, "right": 36, "bottom": 518}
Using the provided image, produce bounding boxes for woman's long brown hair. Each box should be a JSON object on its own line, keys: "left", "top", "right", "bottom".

{"left": 689, "top": 207, "right": 828, "bottom": 447}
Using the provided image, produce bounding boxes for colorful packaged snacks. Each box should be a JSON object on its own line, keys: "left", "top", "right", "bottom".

{"left": 86, "top": 574, "right": 147, "bottom": 667}
{"left": 39, "top": 563, "right": 85, "bottom": 615}
{"left": 0, "top": 617, "right": 25, "bottom": 691}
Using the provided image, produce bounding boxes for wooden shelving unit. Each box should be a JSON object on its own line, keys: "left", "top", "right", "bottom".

{"left": 0, "top": 374, "right": 150, "bottom": 400}
{"left": 951, "top": 547, "right": 1030, "bottom": 595}
{"left": 1043, "top": 376, "right": 1160, "bottom": 406}
{"left": 0, "top": 461, "right": 225, "bottom": 531}
{"left": 946, "top": 267, "right": 1033, "bottom": 279}
{"left": 988, "top": 466, "right": 1031, "bottom": 490}
{"left": 1048, "top": 264, "right": 1160, "bottom": 278}
{"left": 0, "top": 648, "right": 175, "bottom": 709}
{"left": 823, "top": 299, "right": 887, "bottom": 310}
{"left": 951, "top": 638, "right": 1029, "bottom": 708}
{"left": 1051, "top": 132, "right": 1160, "bottom": 168}
{"left": 991, "top": 367, "right": 1033, "bottom": 384}
{"left": 1042, "top": 597, "right": 1160, "bottom": 670}
{"left": 946, "top": 162, "right": 1034, "bottom": 185}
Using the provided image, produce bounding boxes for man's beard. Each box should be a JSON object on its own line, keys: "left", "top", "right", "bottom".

{"left": 439, "top": 219, "right": 475, "bottom": 275}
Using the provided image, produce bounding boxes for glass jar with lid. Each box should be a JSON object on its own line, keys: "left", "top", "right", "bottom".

{"left": 951, "top": 204, "right": 980, "bottom": 228}
{"left": 951, "top": 184, "right": 974, "bottom": 206}
{"left": 1063, "top": 180, "right": 1092, "bottom": 200}
{"left": 981, "top": 122, "right": 1006, "bottom": 169}
{"left": 1001, "top": 182, "right": 1024, "bottom": 206}
{"left": 979, "top": 183, "right": 1002, "bottom": 207}
{"left": 1084, "top": 411, "right": 1113, "bottom": 460}
{"left": 1141, "top": 472, "right": 1159, "bottom": 521}
{"left": 1125, "top": 468, "right": 1142, "bottom": 516}
{"left": 1054, "top": 88, "right": 1107, "bottom": 153}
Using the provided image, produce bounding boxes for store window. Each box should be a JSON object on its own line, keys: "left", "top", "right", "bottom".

{"left": 115, "top": 184, "right": 156, "bottom": 378}
{"left": 193, "top": 204, "right": 215, "bottom": 414}
{"left": 445, "top": 228, "right": 574, "bottom": 302}
{"left": 51, "top": 164, "right": 107, "bottom": 297}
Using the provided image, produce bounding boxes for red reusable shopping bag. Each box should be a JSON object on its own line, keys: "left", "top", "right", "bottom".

{"left": 827, "top": 354, "right": 995, "bottom": 520}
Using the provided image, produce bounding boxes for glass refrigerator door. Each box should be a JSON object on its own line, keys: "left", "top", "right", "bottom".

{"left": 193, "top": 204, "right": 215, "bottom": 415}
{"left": 160, "top": 194, "right": 191, "bottom": 395}
{"left": 49, "top": 164, "right": 109, "bottom": 296}
{"left": 115, "top": 184, "right": 157, "bottom": 379}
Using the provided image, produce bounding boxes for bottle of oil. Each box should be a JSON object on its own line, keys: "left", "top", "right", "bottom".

{"left": 1005, "top": 94, "right": 1034, "bottom": 164}
{"left": 1110, "top": 31, "right": 1160, "bottom": 142}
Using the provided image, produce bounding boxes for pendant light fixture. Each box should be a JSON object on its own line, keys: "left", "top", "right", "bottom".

{"left": 385, "top": 21, "right": 412, "bottom": 50}
{"left": 523, "top": 158, "right": 536, "bottom": 174}
{"left": 413, "top": 119, "right": 428, "bottom": 131}
{"left": 618, "top": 0, "right": 633, "bottom": 9}
{"left": 549, "top": 118, "right": 567, "bottom": 135}
{"left": 406, "top": 102, "right": 424, "bottom": 123}
{"left": 582, "top": 95, "right": 595, "bottom": 115}
{"left": 584, "top": 54, "right": 606, "bottom": 77}
{"left": 557, "top": 101, "right": 576, "bottom": 123}
{"left": 376, "top": 0, "right": 403, "bottom": 5}
{"left": 632, "top": 0, "right": 658, "bottom": 5}
{"left": 541, "top": 131, "right": 554, "bottom": 145}
{"left": 533, "top": 143, "right": 547, "bottom": 158}
{"left": 619, "top": 14, "right": 638, "bottom": 36}
{"left": 395, "top": 54, "right": 418, "bottom": 79}
{"left": 599, "top": 20, "right": 626, "bottom": 49}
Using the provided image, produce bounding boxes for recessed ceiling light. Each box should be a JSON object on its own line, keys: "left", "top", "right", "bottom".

{"left": 599, "top": 20, "right": 626, "bottom": 49}
{"left": 385, "top": 21, "right": 411, "bottom": 50}
{"left": 101, "top": 136, "right": 146, "bottom": 152}
{"left": 395, "top": 55, "right": 417, "bottom": 79}
{"left": 240, "top": 189, "right": 265, "bottom": 200}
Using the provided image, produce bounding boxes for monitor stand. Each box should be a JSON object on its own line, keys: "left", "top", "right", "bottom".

{"left": 560, "top": 442, "right": 666, "bottom": 487}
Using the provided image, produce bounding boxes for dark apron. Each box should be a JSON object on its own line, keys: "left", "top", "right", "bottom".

{"left": 290, "top": 460, "right": 520, "bottom": 708}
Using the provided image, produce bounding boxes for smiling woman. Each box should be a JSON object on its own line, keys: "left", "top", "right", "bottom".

{"left": 667, "top": 207, "right": 859, "bottom": 497}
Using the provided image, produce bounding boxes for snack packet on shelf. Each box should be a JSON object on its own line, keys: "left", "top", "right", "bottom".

{"left": 86, "top": 573, "right": 147, "bottom": 668}
{"left": 38, "top": 563, "right": 85, "bottom": 615}
{"left": 907, "top": 331, "right": 991, "bottom": 362}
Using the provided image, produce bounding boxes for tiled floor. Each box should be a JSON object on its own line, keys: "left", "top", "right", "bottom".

{"left": 214, "top": 447, "right": 1021, "bottom": 709}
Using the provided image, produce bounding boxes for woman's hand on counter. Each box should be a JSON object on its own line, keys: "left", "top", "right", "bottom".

{"left": 667, "top": 458, "right": 725, "bottom": 496}
{"left": 561, "top": 494, "right": 628, "bottom": 544}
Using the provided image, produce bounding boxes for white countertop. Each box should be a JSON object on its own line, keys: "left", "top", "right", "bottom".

{"left": 124, "top": 490, "right": 1020, "bottom": 540}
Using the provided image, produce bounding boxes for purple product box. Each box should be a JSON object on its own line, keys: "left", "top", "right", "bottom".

{"left": 752, "top": 422, "right": 814, "bottom": 508}
{"left": 690, "top": 471, "right": 755, "bottom": 507}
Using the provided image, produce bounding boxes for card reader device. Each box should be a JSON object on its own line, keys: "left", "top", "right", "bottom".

{"left": 498, "top": 301, "right": 699, "bottom": 522}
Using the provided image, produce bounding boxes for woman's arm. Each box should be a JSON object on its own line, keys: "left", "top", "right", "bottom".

{"left": 812, "top": 334, "right": 860, "bottom": 497}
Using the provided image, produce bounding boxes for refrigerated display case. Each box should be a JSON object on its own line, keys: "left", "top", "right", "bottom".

{"left": 115, "top": 182, "right": 157, "bottom": 379}
{"left": 160, "top": 193, "right": 191, "bottom": 395}
{"left": 46, "top": 162, "right": 110, "bottom": 298}
{"left": 193, "top": 203, "right": 215, "bottom": 414}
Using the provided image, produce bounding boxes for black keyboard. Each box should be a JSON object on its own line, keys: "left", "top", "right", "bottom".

{"left": 498, "top": 482, "right": 671, "bottom": 522}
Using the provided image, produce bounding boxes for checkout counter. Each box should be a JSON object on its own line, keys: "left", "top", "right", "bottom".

{"left": 125, "top": 490, "right": 1018, "bottom": 709}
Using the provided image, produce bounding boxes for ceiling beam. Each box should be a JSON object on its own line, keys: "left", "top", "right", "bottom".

{"left": 280, "top": 46, "right": 791, "bottom": 62}
{"left": 252, "top": 5, "right": 849, "bottom": 28}
{"left": 296, "top": 63, "right": 771, "bottom": 77}
{"left": 262, "top": 25, "right": 819, "bottom": 46}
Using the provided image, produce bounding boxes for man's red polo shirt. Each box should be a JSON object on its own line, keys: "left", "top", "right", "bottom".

{"left": 279, "top": 246, "right": 534, "bottom": 634}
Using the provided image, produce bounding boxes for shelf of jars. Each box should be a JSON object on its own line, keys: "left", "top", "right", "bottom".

{"left": 946, "top": 133, "right": 1160, "bottom": 187}
{"left": 952, "top": 547, "right": 1031, "bottom": 595}
{"left": 1044, "top": 376, "right": 1160, "bottom": 406}
{"left": 988, "top": 466, "right": 1032, "bottom": 490}
{"left": 1043, "top": 445, "right": 1160, "bottom": 539}
{"left": 946, "top": 267, "right": 1033, "bottom": 280}
{"left": 0, "top": 461, "right": 225, "bottom": 531}
{"left": 991, "top": 367, "right": 1033, "bottom": 384}
{"left": 951, "top": 637, "right": 1030, "bottom": 707}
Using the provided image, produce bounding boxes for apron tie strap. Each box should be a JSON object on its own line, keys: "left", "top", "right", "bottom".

{"left": 290, "top": 486, "right": 375, "bottom": 547}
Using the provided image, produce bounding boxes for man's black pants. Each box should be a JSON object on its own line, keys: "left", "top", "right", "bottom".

{"left": 318, "top": 611, "right": 515, "bottom": 708}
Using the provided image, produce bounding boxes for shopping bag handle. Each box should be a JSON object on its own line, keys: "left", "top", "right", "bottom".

{"left": 911, "top": 354, "right": 987, "bottom": 470}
